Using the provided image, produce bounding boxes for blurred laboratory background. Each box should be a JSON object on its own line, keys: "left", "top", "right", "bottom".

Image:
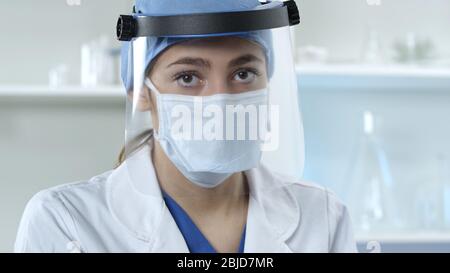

{"left": 1, "top": 0, "right": 450, "bottom": 252}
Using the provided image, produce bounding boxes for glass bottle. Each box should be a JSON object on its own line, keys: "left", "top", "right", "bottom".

{"left": 344, "top": 111, "right": 399, "bottom": 233}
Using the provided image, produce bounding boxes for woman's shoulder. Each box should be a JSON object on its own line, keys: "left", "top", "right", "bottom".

{"left": 42, "top": 169, "right": 113, "bottom": 201}
{"left": 254, "top": 164, "right": 356, "bottom": 252}
{"left": 261, "top": 166, "right": 356, "bottom": 252}
{"left": 272, "top": 168, "right": 349, "bottom": 218}
{"left": 258, "top": 164, "right": 345, "bottom": 209}
{"left": 22, "top": 170, "right": 114, "bottom": 218}
{"left": 15, "top": 170, "right": 114, "bottom": 252}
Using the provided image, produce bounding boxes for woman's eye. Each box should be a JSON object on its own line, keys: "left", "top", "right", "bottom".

{"left": 233, "top": 69, "right": 257, "bottom": 83}
{"left": 176, "top": 73, "right": 200, "bottom": 87}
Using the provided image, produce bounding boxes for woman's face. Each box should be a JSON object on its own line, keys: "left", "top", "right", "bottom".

{"left": 136, "top": 36, "right": 268, "bottom": 129}
{"left": 148, "top": 36, "right": 268, "bottom": 96}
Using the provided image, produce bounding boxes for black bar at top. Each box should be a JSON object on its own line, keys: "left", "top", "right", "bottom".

{"left": 117, "top": 0, "right": 300, "bottom": 41}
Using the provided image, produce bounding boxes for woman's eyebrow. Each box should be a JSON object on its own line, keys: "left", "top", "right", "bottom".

{"left": 228, "top": 54, "right": 263, "bottom": 67}
{"left": 166, "top": 57, "right": 211, "bottom": 68}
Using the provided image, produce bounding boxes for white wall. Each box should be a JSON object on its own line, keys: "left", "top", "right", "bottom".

{"left": 1, "top": 0, "right": 449, "bottom": 85}
{"left": 0, "top": 0, "right": 131, "bottom": 252}
{"left": 0, "top": 0, "right": 132, "bottom": 85}
{"left": 0, "top": 94, "right": 125, "bottom": 252}
{"left": 295, "top": 0, "right": 450, "bottom": 62}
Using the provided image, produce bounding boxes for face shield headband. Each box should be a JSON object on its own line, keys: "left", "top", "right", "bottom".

{"left": 116, "top": 0, "right": 300, "bottom": 41}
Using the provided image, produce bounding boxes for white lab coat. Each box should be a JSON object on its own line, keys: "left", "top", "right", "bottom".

{"left": 14, "top": 145, "right": 357, "bottom": 253}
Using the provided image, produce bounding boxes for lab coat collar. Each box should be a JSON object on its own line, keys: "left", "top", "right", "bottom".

{"left": 106, "top": 144, "right": 300, "bottom": 253}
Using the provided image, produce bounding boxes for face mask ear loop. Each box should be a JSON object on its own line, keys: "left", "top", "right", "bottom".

{"left": 145, "top": 78, "right": 162, "bottom": 96}
{"left": 144, "top": 78, "right": 163, "bottom": 137}
{"left": 266, "top": 84, "right": 272, "bottom": 134}
{"left": 259, "top": 84, "right": 271, "bottom": 150}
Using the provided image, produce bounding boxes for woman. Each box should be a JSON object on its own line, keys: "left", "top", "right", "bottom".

{"left": 15, "top": 0, "right": 356, "bottom": 253}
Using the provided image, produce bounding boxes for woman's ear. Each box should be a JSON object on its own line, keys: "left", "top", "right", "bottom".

{"left": 126, "top": 86, "right": 153, "bottom": 112}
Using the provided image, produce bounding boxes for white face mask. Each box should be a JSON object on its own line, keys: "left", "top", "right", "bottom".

{"left": 145, "top": 78, "right": 269, "bottom": 188}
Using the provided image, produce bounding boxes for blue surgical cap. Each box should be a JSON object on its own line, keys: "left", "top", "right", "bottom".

{"left": 120, "top": 0, "right": 276, "bottom": 92}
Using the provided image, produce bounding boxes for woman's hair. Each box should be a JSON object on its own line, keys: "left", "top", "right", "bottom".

{"left": 116, "top": 129, "right": 154, "bottom": 168}
{"left": 115, "top": 56, "right": 160, "bottom": 168}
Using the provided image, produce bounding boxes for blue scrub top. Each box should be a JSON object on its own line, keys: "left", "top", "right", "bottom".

{"left": 162, "top": 191, "right": 246, "bottom": 253}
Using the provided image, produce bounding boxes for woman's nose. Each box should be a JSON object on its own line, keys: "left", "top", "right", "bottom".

{"left": 200, "top": 75, "right": 230, "bottom": 96}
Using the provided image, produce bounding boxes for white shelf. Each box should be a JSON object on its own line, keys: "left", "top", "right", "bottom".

{"left": 356, "top": 231, "right": 450, "bottom": 244}
{"left": 297, "top": 64, "right": 450, "bottom": 78}
{"left": 0, "top": 85, "right": 125, "bottom": 98}
{"left": 297, "top": 64, "right": 450, "bottom": 90}
{"left": 2, "top": 64, "right": 450, "bottom": 98}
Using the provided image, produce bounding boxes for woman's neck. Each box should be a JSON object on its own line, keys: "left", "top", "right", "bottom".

{"left": 151, "top": 139, "right": 249, "bottom": 253}
{"left": 151, "top": 139, "right": 249, "bottom": 214}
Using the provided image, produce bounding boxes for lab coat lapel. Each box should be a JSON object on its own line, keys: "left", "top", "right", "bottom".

{"left": 243, "top": 165, "right": 301, "bottom": 253}
{"left": 244, "top": 195, "right": 294, "bottom": 253}
{"left": 107, "top": 144, "right": 189, "bottom": 252}
{"left": 149, "top": 205, "right": 190, "bottom": 252}
{"left": 107, "top": 144, "right": 301, "bottom": 253}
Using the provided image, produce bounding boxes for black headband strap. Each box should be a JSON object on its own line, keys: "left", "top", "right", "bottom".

{"left": 117, "top": 0, "right": 300, "bottom": 41}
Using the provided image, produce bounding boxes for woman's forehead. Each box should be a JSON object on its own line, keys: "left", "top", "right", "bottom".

{"left": 160, "top": 36, "right": 266, "bottom": 62}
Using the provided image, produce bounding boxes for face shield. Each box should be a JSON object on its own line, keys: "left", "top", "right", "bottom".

{"left": 118, "top": 0, "right": 303, "bottom": 198}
